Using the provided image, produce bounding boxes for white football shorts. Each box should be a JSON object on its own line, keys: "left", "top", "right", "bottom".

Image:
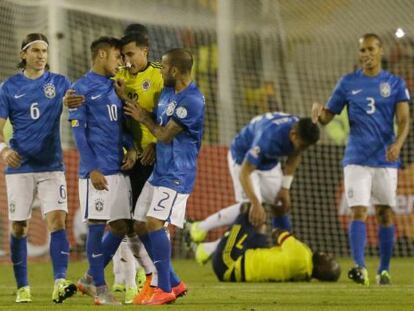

{"left": 79, "top": 173, "right": 132, "bottom": 222}
{"left": 227, "top": 151, "right": 283, "bottom": 204}
{"left": 6, "top": 171, "right": 68, "bottom": 221}
{"left": 133, "top": 182, "right": 189, "bottom": 228}
{"left": 344, "top": 165, "right": 398, "bottom": 208}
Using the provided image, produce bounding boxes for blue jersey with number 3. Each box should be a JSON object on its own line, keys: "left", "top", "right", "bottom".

{"left": 149, "top": 82, "right": 205, "bottom": 194}
{"left": 326, "top": 69, "right": 410, "bottom": 167}
{"left": 0, "top": 71, "right": 70, "bottom": 174}
{"left": 68, "top": 71, "right": 125, "bottom": 178}
{"left": 230, "top": 112, "right": 297, "bottom": 171}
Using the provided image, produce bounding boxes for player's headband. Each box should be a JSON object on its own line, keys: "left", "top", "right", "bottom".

{"left": 21, "top": 40, "right": 49, "bottom": 51}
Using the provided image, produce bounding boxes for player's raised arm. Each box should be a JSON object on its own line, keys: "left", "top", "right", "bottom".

{"left": 123, "top": 101, "right": 183, "bottom": 143}
{"left": 311, "top": 102, "right": 335, "bottom": 125}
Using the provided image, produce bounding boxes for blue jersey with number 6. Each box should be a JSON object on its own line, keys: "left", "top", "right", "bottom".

{"left": 0, "top": 71, "right": 70, "bottom": 174}
{"left": 326, "top": 69, "right": 410, "bottom": 168}
{"left": 68, "top": 71, "right": 124, "bottom": 178}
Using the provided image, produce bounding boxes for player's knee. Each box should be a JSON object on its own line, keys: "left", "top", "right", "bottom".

{"left": 376, "top": 206, "right": 393, "bottom": 226}
{"left": 146, "top": 217, "right": 164, "bottom": 232}
{"left": 45, "top": 210, "right": 66, "bottom": 232}
{"left": 351, "top": 206, "right": 368, "bottom": 221}
{"left": 11, "top": 221, "right": 28, "bottom": 238}
{"left": 109, "top": 219, "right": 129, "bottom": 236}
{"left": 134, "top": 221, "right": 148, "bottom": 236}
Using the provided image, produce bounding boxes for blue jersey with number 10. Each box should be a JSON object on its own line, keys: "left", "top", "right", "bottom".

{"left": 0, "top": 71, "right": 70, "bottom": 174}
{"left": 326, "top": 69, "right": 410, "bottom": 168}
{"left": 230, "top": 112, "right": 297, "bottom": 171}
{"left": 68, "top": 71, "right": 125, "bottom": 178}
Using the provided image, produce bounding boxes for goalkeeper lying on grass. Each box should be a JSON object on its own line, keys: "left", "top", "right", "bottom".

{"left": 211, "top": 203, "right": 341, "bottom": 282}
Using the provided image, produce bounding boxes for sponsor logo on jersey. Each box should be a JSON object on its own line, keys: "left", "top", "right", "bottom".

{"left": 95, "top": 198, "right": 104, "bottom": 212}
{"left": 166, "top": 101, "right": 177, "bottom": 116}
{"left": 176, "top": 106, "right": 187, "bottom": 119}
{"left": 142, "top": 80, "right": 151, "bottom": 91}
{"left": 43, "top": 83, "right": 56, "bottom": 99}
{"left": 380, "top": 82, "right": 391, "bottom": 98}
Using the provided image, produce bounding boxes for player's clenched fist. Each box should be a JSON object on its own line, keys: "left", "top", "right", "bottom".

{"left": 1, "top": 148, "right": 21, "bottom": 168}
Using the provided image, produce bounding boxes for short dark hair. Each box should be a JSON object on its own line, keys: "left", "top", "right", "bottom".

{"left": 360, "top": 33, "right": 383, "bottom": 47}
{"left": 124, "top": 23, "right": 149, "bottom": 38}
{"left": 164, "top": 48, "right": 193, "bottom": 73}
{"left": 90, "top": 36, "right": 121, "bottom": 60}
{"left": 18, "top": 33, "right": 49, "bottom": 69}
{"left": 312, "top": 252, "right": 341, "bottom": 282}
{"left": 296, "top": 117, "right": 320, "bottom": 146}
{"left": 120, "top": 32, "right": 149, "bottom": 48}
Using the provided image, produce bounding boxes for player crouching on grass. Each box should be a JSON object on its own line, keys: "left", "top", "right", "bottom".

{"left": 212, "top": 203, "right": 341, "bottom": 283}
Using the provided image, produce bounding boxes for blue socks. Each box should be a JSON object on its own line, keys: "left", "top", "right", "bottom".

{"left": 349, "top": 220, "right": 367, "bottom": 267}
{"left": 50, "top": 229, "right": 70, "bottom": 280}
{"left": 272, "top": 215, "right": 292, "bottom": 232}
{"left": 378, "top": 225, "right": 395, "bottom": 273}
{"left": 86, "top": 224, "right": 106, "bottom": 287}
{"left": 101, "top": 231, "right": 124, "bottom": 268}
{"left": 10, "top": 235, "right": 28, "bottom": 288}
{"left": 148, "top": 229, "right": 171, "bottom": 292}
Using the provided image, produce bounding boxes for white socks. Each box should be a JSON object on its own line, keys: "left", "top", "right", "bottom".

{"left": 198, "top": 203, "right": 241, "bottom": 232}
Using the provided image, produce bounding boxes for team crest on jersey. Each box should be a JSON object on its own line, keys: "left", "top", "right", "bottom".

{"left": 95, "top": 198, "right": 104, "bottom": 212}
{"left": 43, "top": 83, "right": 56, "bottom": 99}
{"left": 142, "top": 80, "right": 151, "bottom": 91}
{"left": 166, "top": 101, "right": 177, "bottom": 116}
{"left": 176, "top": 106, "right": 187, "bottom": 119}
{"left": 380, "top": 82, "right": 391, "bottom": 98}
{"left": 9, "top": 201, "right": 16, "bottom": 213}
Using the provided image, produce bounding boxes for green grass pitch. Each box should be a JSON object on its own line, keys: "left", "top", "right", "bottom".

{"left": 0, "top": 258, "right": 413, "bottom": 310}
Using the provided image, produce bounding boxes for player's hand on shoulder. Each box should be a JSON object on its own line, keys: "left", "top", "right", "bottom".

{"left": 63, "top": 89, "right": 85, "bottom": 109}
{"left": 121, "top": 148, "right": 137, "bottom": 171}
{"left": 139, "top": 143, "right": 156, "bottom": 166}
{"left": 249, "top": 201, "right": 266, "bottom": 227}
{"left": 275, "top": 188, "right": 291, "bottom": 213}
{"left": 386, "top": 142, "right": 402, "bottom": 162}
{"left": 90, "top": 170, "right": 109, "bottom": 191}
{"left": 311, "top": 102, "right": 324, "bottom": 124}
{"left": 1, "top": 147, "right": 21, "bottom": 168}
{"left": 114, "top": 79, "right": 128, "bottom": 102}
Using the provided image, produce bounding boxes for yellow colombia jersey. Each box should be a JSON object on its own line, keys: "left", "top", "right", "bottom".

{"left": 115, "top": 62, "right": 163, "bottom": 150}
{"left": 242, "top": 232, "right": 313, "bottom": 282}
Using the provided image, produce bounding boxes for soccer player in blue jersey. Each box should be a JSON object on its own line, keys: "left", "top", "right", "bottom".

{"left": 312, "top": 33, "right": 410, "bottom": 286}
{"left": 68, "top": 37, "right": 137, "bottom": 305}
{"left": 118, "top": 48, "right": 205, "bottom": 305}
{"left": 189, "top": 113, "right": 320, "bottom": 263}
{"left": 0, "top": 33, "right": 77, "bottom": 303}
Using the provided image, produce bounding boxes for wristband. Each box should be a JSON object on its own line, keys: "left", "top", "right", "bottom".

{"left": 282, "top": 175, "right": 294, "bottom": 189}
{"left": 0, "top": 142, "right": 8, "bottom": 154}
